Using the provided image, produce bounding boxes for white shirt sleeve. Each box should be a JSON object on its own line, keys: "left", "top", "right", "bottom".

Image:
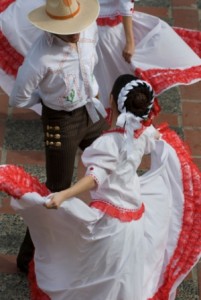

{"left": 119, "top": 0, "right": 134, "bottom": 16}
{"left": 143, "top": 125, "right": 157, "bottom": 154}
{"left": 98, "top": 0, "right": 134, "bottom": 17}
{"left": 82, "top": 135, "right": 119, "bottom": 186}
{"left": 9, "top": 58, "right": 45, "bottom": 108}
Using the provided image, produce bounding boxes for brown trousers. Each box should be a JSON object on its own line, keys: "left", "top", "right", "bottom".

{"left": 42, "top": 104, "right": 109, "bottom": 192}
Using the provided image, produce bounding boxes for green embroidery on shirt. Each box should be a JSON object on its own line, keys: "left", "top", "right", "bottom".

{"left": 65, "top": 89, "right": 75, "bottom": 102}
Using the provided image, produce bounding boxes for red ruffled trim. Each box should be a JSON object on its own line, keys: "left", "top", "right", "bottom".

{"left": 0, "top": 165, "right": 49, "bottom": 198}
{"left": 0, "top": 31, "right": 24, "bottom": 77}
{"left": 135, "top": 65, "right": 201, "bottom": 96}
{"left": 148, "top": 124, "right": 201, "bottom": 299}
{"left": 97, "top": 15, "right": 123, "bottom": 27}
{"left": 102, "top": 126, "right": 147, "bottom": 139}
{"left": 0, "top": 164, "right": 51, "bottom": 298}
{"left": 103, "top": 127, "right": 125, "bottom": 135}
{"left": 174, "top": 27, "right": 201, "bottom": 58}
{"left": 0, "top": 0, "right": 24, "bottom": 76}
{"left": 90, "top": 200, "right": 145, "bottom": 222}
{"left": 0, "top": 0, "right": 15, "bottom": 13}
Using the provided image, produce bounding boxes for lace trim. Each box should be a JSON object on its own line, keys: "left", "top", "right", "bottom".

{"left": 0, "top": 165, "right": 49, "bottom": 198}
{"left": 90, "top": 200, "right": 145, "bottom": 222}
{"left": 148, "top": 124, "right": 201, "bottom": 299}
{"left": 135, "top": 65, "right": 201, "bottom": 96}
{"left": 97, "top": 15, "right": 122, "bottom": 27}
{"left": 87, "top": 173, "right": 100, "bottom": 186}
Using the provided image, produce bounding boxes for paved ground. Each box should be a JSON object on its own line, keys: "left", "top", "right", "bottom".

{"left": 0, "top": 0, "right": 201, "bottom": 299}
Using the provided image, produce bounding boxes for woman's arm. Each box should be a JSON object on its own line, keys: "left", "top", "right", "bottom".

{"left": 44, "top": 175, "right": 97, "bottom": 209}
{"left": 122, "top": 16, "right": 135, "bottom": 63}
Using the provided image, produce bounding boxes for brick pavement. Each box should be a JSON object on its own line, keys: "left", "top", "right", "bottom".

{"left": 0, "top": 0, "right": 201, "bottom": 299}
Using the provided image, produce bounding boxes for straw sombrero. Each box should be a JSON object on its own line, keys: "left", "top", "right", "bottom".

{"left": 28, "top": 0, "right": 100, "bottom": 35}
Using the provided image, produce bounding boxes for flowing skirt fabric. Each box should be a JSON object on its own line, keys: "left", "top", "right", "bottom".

{"left": 96, "top": 12, "right": 201, "bottom": 106}
{"left": 0, "top": 134, "right": 200, "bottom": 299}
{"left": 0, "top": 0, "right": 201, "bottom": 110}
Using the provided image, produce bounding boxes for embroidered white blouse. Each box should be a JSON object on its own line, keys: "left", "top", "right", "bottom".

{"left": 9, "top": 23, "right": 103, "bottom": 118}
{"left": 82, "top": 126, "right": 156, "bottom": 210}
{"left": 98, "top": 0, "right": 134, "bottom": 17}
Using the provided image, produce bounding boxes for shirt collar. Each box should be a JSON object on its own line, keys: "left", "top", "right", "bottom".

{"left": 45, "top": 32, "right": 82, "bottom": 48}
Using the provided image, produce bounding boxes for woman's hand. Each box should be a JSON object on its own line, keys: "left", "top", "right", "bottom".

{"left": 44, "top": 191, "right": 67, "bottom": 209}
{"left": 122, "top": 41, "right": 135, "bottom": 63}
{"left": 44, "top": 175, "right": 97, "bottom": 209}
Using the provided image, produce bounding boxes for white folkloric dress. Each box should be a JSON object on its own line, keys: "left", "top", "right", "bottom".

{"left": 0, "top": 125, "right": 201, "bottom": 300}
{"left": 0, "top": 0, "right": 201, "bottom": 109}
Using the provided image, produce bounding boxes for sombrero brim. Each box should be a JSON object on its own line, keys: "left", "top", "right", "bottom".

{"left": 28, "top": 0, "right": 99, "bottom": 35}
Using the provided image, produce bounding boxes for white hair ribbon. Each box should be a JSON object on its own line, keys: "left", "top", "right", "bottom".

{"left": 116, "top": 111, "right": 143, "bottom": 157}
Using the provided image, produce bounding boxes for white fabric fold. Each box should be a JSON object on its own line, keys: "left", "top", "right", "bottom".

{"left": 85, "top": 97, "right": 107, "bottom": 123}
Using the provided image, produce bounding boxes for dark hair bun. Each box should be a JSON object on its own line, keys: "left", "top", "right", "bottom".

{"left": 124, "top": 84, "right": 153, "bottom": 118}
{"left": 111, "top": 74, "right": 154, "bottom": 119}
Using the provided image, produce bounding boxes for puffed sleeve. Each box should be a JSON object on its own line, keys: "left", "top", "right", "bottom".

{"left": 119, "top": 0, "right": 134, "bottom": 16}
{"left": 143, "top": 125, "right": 158, "bottom": 154}
{"left": 82, "top": 135, "right": 119, "bottom": 187}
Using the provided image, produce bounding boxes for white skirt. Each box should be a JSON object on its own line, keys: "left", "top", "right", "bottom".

{"left": 96, "top": 12, "right": 201, "bottom": 106}
{"left": 1, "top": 130, "right": 200, "bottom": 300}
{"left": 0, "top": 0, "right": 201, "bottom": 110}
